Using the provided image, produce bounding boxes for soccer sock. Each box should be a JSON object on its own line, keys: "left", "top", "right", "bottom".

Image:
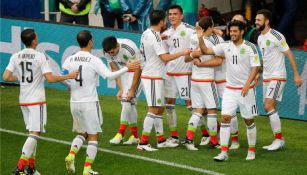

{"left": 28, "top": 144, "right": 37, "bottom": 169}
{"left": 268, "top": 109, "right": 283, "bottom": 139}
{"left": 186, "top": 112, "right": 202, "bottom": 140}
{"left": 220, "top": 123, "right": 231, "bottom": 153}
{"left": 68, "top": 135, "right": 85, "bottom": 158}
{"left": 230, "top": 115, "right": 239, "bottom": 143}
{"left": 119, "top": 102, "right": 132, "bottom": 136}
{"left": 154, "top": 115, "right": 165, "bottom": 143}
{"left": 84, "top": 141, "right": 98, "bottom": 169}
{"left": 187, "top": 105, "right": 193, "bottom": 114}
{"left": 207, "top": 114, "right": 218, "bottom": 144}
{"left": 246, "top": 123, "right": 256, "bottom": 152}
{"left": 198, "top": 117, "right": 209, "bottom": 137}
{"left": 129, "top": 104, "right": 138, "bottom": 138}
{"left": 166, "top": 104, "right": 178, "bottom": 138}
{"left": 18, "top": 134, "right": 38, "bottom": 171}
{"left": 140, "top": 113, "right": 155, "bottom": 144}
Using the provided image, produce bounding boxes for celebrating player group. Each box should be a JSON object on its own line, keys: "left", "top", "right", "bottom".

{"left": 3, "top": 4, "right": 302, "bottom": 175}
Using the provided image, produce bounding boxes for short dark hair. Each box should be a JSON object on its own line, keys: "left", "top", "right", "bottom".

{"left": 198, "top": 16, "right": 214, "bottom": 31}
{"left": 77, "top": 30, "right": 92, "bottom": 48}
{"left": 150, "top": 10, "right": 166, "bottom": 26}
{"left": 257, "top": 9, "right": 272, "bottom": 22}
{"left": 168, "top": 4, "right": 183, "bottom": 14}
{"left": 228, "top": 20, "right": 246, "bottom": 32}
{"left": 102, "top": 36, "right": 117, "bottom": 52}
{"left": 21, "top": 29, "right": 36, "bottom": 47}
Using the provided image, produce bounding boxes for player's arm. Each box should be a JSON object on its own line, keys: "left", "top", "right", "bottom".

{"left": 44, "top": 71, "right": 79, "bottom": 83}
{"left": 159, "top": 48, "right": 191, "bottom": 62}
{"left": 109, "top": 61, "right": 124, "bottom": 100}
{"left": 127, "top": 66, "right": 142, "bottom": 100}
{"left": 193, "top": 56, "right": 224, "bottom": 67}
{"left": 284, "top": 49, "right": 302, "bottom": 87}
{"left": 242, "top": 66, "right": 259, "bottom": 97}
{"left": 195, "top": 26, "right": 215, "bottom": 55}
{"left": 2, "top": 70, "right": 18, "bottom": 82}
{"left": 185, "top": 49, "right": 201, "bottom": 63}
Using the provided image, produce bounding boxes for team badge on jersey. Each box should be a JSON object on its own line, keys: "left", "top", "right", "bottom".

{"left": 157, "top": 98, "right": 162, "bottom": 104}
{"left": 180, "top": 31, "right": 186, "bottom": 37}
{"left": 123, "top": 54, "right": 129, "bottom": 61}
{"left": 240, "top": 48, "right": 246, "bottom": 55}
{"left": 266, "top": 40, "right": 271, "bottom": 46}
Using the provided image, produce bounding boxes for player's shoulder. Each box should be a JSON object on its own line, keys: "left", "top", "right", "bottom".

{"left": 182, "top": 22, "right": 195, "bottom": 31}
{"left": 269, "top": 28, "right": 284, "bottom": 41}
{"left": 121, "top": 43, "right": 136, "bottom": 56}
{"left": 209, "top": 33, "right": 224, "bottom": 45}
{"left": 244, "top": 40, "right": 257, "bottom": 54}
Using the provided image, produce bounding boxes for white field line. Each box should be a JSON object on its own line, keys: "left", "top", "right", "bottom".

{"left": 0, "top": 128, "right": 224, "bottom": 175}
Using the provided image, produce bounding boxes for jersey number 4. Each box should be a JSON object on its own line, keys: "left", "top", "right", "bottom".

{"left": 19, "top": 61, "right": 33, "bottom": 83}
{"left": 75, "top": 65, "right": 83, "bottom": 86}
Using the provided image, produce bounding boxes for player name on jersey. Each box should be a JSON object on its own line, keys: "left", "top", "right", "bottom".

{"left": 18, "top": 54, "right": 36, "bottom": 59}
{"left": 70, "top": 56, "right": 92, "bottom": 62}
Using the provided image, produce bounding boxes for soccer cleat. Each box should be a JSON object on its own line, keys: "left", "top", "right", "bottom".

{"left": 83, "top": 166, "right": 99, "bottom": 175}
{"left": 199, "top": 136, "right": 210, "bottom": 146}
{"left": 25, "top": 166, "right": 41, "bottom": 175}
{"left": 65, "top": 155, "right": 75, "bottom": 174}
{"left": 182, "top": 138, "right": 198, "bottom": 151}
{"left": 123, "top": 135, "right": 139, "bottom": 145}
{"left": 208, "top": 142, "right": 220, "bottom": 149}
{"left": 157, "top": 140, "right": 179, "bottom": 148}
{"left": 109, "top": 133, "right": 123, "bottom": 144}
{"left": 229, "top": 141, "right": 240, "bottom": 150}
{"left": 213, "top": 152, "right": 229, "bottom": 162}
{"left": 267, "top": 139, "right": 285, "bottom": 151}
{"left": 12, "top": 168, "right": 26, "bottom": 175}
{"left": 137, "top": 144, "right": 158, "bottom": 151}
{"left": 246, "top": 151, "right": 256, "bottom": 160}
{"left": 166, "top": 137, "right": 180, "bottom": 144}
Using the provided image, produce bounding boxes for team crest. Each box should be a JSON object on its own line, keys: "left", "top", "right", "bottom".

{"left": 157, "top": 98, "right": 162, "bottom": 104}
{"left": 240, "top": 48, "right": 246, "bottom": 55}
{"left": 123, "top": 54, "right": 129, "bottom": 61}
{"left": 180, "top": 31, "right": 186, "bottom": 37}
{"left": 266, "top": 40, "right": 271, "bottom": 46}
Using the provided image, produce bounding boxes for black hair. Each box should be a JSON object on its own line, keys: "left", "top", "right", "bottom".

{"left": 150, "top": 10, "right": 166, "bottom": 26}
{"left": 102, "top": 36, "right": 117, "bottom": 52}
{"left": 77, "top": 30, "right": 92, "bottom": 48}
{"left": 257, "top": 9, "right": 272, "bottom": 23}
{"left": 198, "top": 16, "right": 214, "bottom": 31}
{"left": 21, "top": 29, "right": 36, "bottom": 47}
{"left": 228, "top": 20, "right": 246, "bottom": 32}
{"left": 168, "top": 4, "right": 183, "bottom": 14}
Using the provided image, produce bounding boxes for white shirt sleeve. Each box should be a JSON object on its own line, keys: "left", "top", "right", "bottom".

{"left": 94, "top": 57, "right": 128, "bottom": 80}
{"left": 190, "top": 34, "right": 199, "bottom": 50}
{"left": 249, "top": 47, "right": 261, "bottom": 67}
{"left": 212, "top": 43, "right": 225, "bottom": 55}
{"left": 153, "top": 37, "right": 167, "bottom": 56}
{"left": 276, "top": 35, "right": 289, "bottom": 53}
{"left": 40, "top": 54, "right": 52, "bottom": 74}
{"left": 5, "top": 55, "right": 16, "bottom": 72}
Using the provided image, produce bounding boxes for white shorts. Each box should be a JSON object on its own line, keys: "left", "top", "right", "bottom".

{"left": 120, "top": 72, "right": 142, "bottom": 104}
{"left": 21, "top": 104, "right": 47, "bottom": 133}
{"left": 191, "top": 81, "right": 219, "bottom": 109}
{"left": 222, "top": 88, "right": 258, "bottom": 119}
{"left": 164, "top": 74, "right": 191, "bottom": 100}
{"left": 263, "top": 80, "right": 286, "bottom": 102}
{"left": 141, "top": 78, "right": 165, "bottom": 107}
{"left": 215, "top": 81, "right": 226, "bottom": 98}
{"left": 70, "top": 101, "right": 103, "bottom": 135}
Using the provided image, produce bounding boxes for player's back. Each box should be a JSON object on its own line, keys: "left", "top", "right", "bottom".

{"left": 63, "top": 51, "right": 101, "bottom": 102}
{"left": 8, "top": 48, "right": 51, "bottom": 104}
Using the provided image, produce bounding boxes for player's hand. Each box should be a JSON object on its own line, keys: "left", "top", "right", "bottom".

{"left": 213, "top": 28, "right": 223, "bottom": 36}
{"left": 181, "top": 48, "right": 191, "bottom": 56}
{"left": 195, "top": 26, "right": 204, "bottom": 38}
{"left": 193, "top": 58, "right": 201, "bottom": 66}
{"left": 127, "top": 89, "right": 135, "bottom": 101}
{"left": 294, "top": 74, "right": 302, "bottom": 87}
{"left": 67, "top": 70, "right": 79, "bottom": 79}
{"left": 191, "top": 49, "right": 201, "bottom": 58}
{"left": 241, "top": 84, "right": 250, "bottom": 97}
{"left": 254, "top": 73, "right": 261, "bottom": 86}
{"left": 117, "top": 89, "right": 123, "bottom": 100}
{"left": 161, "top": 34, "right": 168, "bottom": 40}
{"left": 71, "top": 4, "right": 79, "bottom": 13}
{"left": 126, "top": 60, "right": 140, "bottom": 70}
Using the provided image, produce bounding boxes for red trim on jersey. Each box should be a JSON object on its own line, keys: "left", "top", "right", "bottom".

{"left": 20, "top": 101, "right": 46, "bottom": 106}
{"left": 127, "top": 70, "right": 135, "bottom": 72}
{"left": 191, "top": 79, "right": 214, "bottom": 82}
{"left": 226, "top": 85, "right": 255, "bottom": 90}
{"left": 215, "top": 80, "right": 226, "bottom": 84}
{"left": 263, "top": 78, "right": 287, "bottom": 83}
{"left": 166, "top": 72, "right": 192, "bottom": 76}
{"left": 141, "top": 76, "right": 163, "bottom": 80}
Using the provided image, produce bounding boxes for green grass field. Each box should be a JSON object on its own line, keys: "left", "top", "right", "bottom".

{"left": 1, "top": 86, "right": 307, "bottom": 175}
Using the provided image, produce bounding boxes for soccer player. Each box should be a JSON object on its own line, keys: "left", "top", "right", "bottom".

{"left": 2, "top": 29, "right": 78, "bottom": 175}
{"left": 161, "top": 4, "right": 196, "bottom": 144}
{"left": 198, "top": 20, "right": 260, "bottom": 161}
{"left": 137, "top": 10, "right": 190, "bottom": 151}
{"left": 255, "top": 9, "right": 302, "bottom": 151}
{"left": 102, "top": 36, "right": 142, "bottom": 145}
{"left": 63, "top": 30, "right": 139, "bottom": 175}
{"left": 183, "top": 16, "right": 224, "bottom": 150}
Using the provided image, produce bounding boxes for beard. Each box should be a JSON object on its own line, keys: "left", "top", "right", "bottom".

{"left": 257, "top": 23, "right": 265, "bottom": 31}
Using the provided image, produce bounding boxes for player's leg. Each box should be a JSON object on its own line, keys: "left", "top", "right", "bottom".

{"left": 229, "top": 114, "right": 240, "bottom": 149}
{"left": 83, "top": 134, "right": 99, "bottom": 175}
{"left": 124, "top": 102, "right": 139, "bottom": 145}
{"left": 263, "top": 80, "right": 286, "bottom": 150}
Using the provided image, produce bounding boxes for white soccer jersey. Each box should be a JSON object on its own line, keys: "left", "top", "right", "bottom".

{"left": 103, "top": 38, "right": 141, "bottom": 68}
{"left": 210, "top": 33, "right": 226, "bottom": 83}
{"left": 213, "top": 40, "right": 260, "bottom": 88}
{"left": 258, "top": 29, "right": 289, "bottom": 80}
{"left": 162, "top": 22, "right": 194, "bottom": 74}
{"left": 62, "top": 51, "right": 128, "bottom": 102}
{"left": 140, "top": 28, "right": 167, "bottom": 78}
{"left": 190, "top": 33, "right": 215, "bottom": 81}
{"left": 5, "top": 48, "right": 52, "bottom": 105}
